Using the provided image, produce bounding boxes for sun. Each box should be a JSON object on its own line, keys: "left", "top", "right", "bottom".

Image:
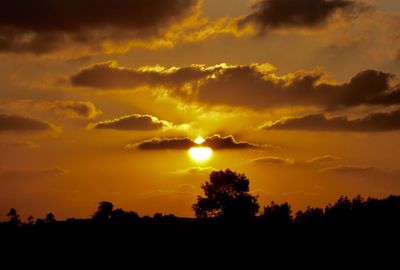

{"left": 189, "top": 147, "right": 212, "bottom": 161}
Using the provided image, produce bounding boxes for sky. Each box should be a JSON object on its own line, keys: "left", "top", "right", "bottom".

{"left": 1, "top": 0, "right": 400, "bottom": 219}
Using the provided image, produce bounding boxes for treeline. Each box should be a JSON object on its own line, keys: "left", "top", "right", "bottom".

{"left": 2, "top": 194, "right": 400, "bottom": 228}
{"left": 2, "top": 169, "right": 400, "bottom": 228}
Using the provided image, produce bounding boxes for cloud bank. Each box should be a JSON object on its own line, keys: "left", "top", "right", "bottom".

{"left": 70, "top": 62, "right": 400, "bottom": 110}
{"left": 264, "top": 109, "right": 400, "bottom": 132}
{"left": 0, "top": 0, "right": 198, "bottom": 54}
{"left": 239, "top": 0, "right": 357, "bottom": 31}
{"left": 133, "top": 134, "right": 258, "bottom": 150}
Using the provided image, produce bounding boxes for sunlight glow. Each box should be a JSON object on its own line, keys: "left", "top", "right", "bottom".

{"left": 194, "top": 136, "right": 205, "bottom": 145}
{"left": 189, "top": 147, "right": 212, "bottom": 161}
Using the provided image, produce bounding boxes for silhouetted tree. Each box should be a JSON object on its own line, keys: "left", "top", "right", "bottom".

{"left": 93, "top": 201, "right": 114, "bottom": 222}
{"left": 153, "top": 213, "right": 163, "bottom": 220}
{"left": 325, "top": 196, "right": 353, "bottom": 224}
{"left": 45, "top": 213, "right": 56, "bottom": 224}
{"left": 110, "top": 208, "right": 139, "bottom": 223}
{"left": 6, "top": 208, "right": 21, "bottom": 227}
{"left": 261, "top": 202, "right": 292, "bottom": 225}
{"left": 27, "top": 216, "right": 34, "bottom": 225}
{"left": 295, "top": 207, "right": 324, "bottom": 225}
{"left": 193, "top": 169, "right": 259, "bottom": 220}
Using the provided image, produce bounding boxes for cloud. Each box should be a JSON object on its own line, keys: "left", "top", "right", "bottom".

{"left": 320, "top": 165, "right": 380, "bottom": 174}
{"left": 171, "top": 166, "right": 217, "bottom": 175}
{"left": 133, "top": 137, "right": 194, "bottom": 150}
{"left": 307, "top": 155, "right": 340, "bottom": 164}
{"left": 238, "top": 0, "right": 358, "bottom": 31}
{"left": 263, "top": 109, "right": 400, "bottom": 132}
{"left": 0, "top": 0, "right": 199, "bottom": 54}
{"left": 251, "top": 156, "right": 295, "bottom": 165}
{"left": 70, "top": 61, "right": 217, "bottom": 89}
{"left": 37, "top": 100, "right": 102, "bottom": 119}
{"left": 88, "top": 114, "right": 173, "bottom": 131}
{"left": 144, "top": 184, "right": 195, "bottom": 198}
{"left": 133, "top": 134, "right": 259, "bottom": 150}
{"left": 0, "top": 114, "right": 55, "bottom": 133}
{"left": 70, "top": 62, "right": 400, "bottom": 110}
{"left": 202, "top": 134, "right": 258, "bottom": 149}
{"left": 0, "top": 167, "right": 69, "bottom": 178}
{"left": 0, "top": 141, "right": 40, "bottom": 150}
{"left": 193, "top": 67, "right": 397, "bottom": 110}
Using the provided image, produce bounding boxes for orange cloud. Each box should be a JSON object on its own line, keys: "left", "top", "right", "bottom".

{"left": 87, "top": 114, "right": 172, "bottom": 131}
{"left": 251, "top": 156, "right": 295, "bottom": 165}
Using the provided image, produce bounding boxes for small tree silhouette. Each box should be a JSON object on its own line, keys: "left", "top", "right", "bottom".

{"left": 6, "top": 208, "right": 21, "bottom": 227}
{"left": 27, "top": 215, "right": 35, "bottom": 225}
{"left": 93, "top": 201, "right": 114, "bottom": 222}
{"left": 193, "top": 169, "right": 259, "bottom": 220}
{"left": 44, "top": 213, "right": 56, "bottom": 224}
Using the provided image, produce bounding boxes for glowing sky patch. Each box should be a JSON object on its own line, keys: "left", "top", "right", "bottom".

{"left": 189, "top": 147, "right": 212, "bottom": 161}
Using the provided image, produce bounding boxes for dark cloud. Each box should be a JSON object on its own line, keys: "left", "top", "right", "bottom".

{"left": 70, "top": 62, "right": 400, "bottom": 110}
{"left": 88, "top": 114, "right": 170, "bottom": 131}
{"left": 0, "top": 114, "right": 54, "bottom": 132}
{"left": 0, "top": 0, "right": 198, "bottom": 54}
{"left": 239, "top": 0, "right": 357, "bottom": 31}
{"left": 70, "top": 61, "right": 215, "bottom": 89}
{"left": 39, "top": 100, "right": 102, "bottom": 119}
{"left": 264, "top": 109, "right": 400, "bottom": 132}
{"left": 134, "top": 134, "right": 258, "bottom": 150}
{"left": 194, "top": 67, "right": 397, "bottom": 110}
{"left": 136, "top": 137, "right": 194, "bottom": 150}
{"left": 203, "top": 134, "right": 258, "bottom": 149}
{"left": 251, "top": 156, "right": 295, "bottom": 165}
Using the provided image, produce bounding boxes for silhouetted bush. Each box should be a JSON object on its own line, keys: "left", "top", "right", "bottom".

{"left": 295, "top": 207, "right": 324, "bottom": 225}
{"left": 261, "top": 202, "right": 292, "bottom": 225}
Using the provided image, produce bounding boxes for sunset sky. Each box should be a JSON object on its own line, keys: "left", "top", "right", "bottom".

{"left": 2, "top": 0, "right": 400, "bottom": 219}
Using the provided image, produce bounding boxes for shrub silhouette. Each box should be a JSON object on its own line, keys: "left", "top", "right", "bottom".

{"left": 6, "top": 208, "right": 21, "bottom": 227}
{"left": 261, "top": 202, "right": 292, "bottom": 225}
{"left": 45, "top": 213, "right": 56, "bottom": 224}
{"left": 295, "top": 207, "right": 324, "bottom": 225}
{"left": 192, "top": 169, "right": 259, "bottom": 220}
{"left": 110, "top": 208, "right": 139, "bottom": 224}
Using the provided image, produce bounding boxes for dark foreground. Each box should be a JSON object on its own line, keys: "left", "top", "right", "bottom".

{"left": 2, "top": 197, "right": 400, "bottom": 266}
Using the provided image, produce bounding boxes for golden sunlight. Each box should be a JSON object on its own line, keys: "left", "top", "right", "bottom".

{"left": 194, "top": 136, "right": 205, "bottom": 145}
{"left": 189, "top": 147, "right": 213, "bottom": 161}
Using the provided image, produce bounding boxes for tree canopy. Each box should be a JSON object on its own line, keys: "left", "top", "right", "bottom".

{"left": 192, "top": 169, "right": 259, "bottom": 220}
